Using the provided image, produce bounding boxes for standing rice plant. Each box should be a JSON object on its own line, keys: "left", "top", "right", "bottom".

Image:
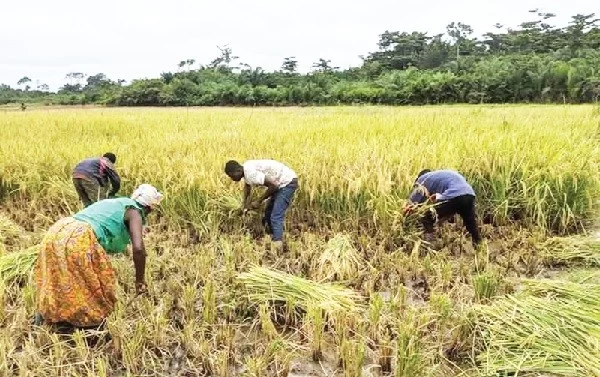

{"left": 368, "top": 293, "right": 385, "bottom": 342}
{"left": 428, "top": 292, "right": 453, "bottom": 355}
{"left": 243, "top": 354, "right": 268, "bottom": 377}
{"left": 305, "top": 302, "right": 325, "bottom": 362}
{"left": 182, "top": 283, "right": 198, "bottom": 323}
{"left": 472, "top": 272, "right": 500, "bottom": 303}
{"left": 3, "top": 106, "right": 598, "bottom": 235}
{"left": 379, "top": 332, "right": 394, "bottom": 375}
{"left": 211, "top": 348, "right": 231, "bottom": 377}
{"left": 202, "top": 279, "right": 217, "bottom": 325}
{"left": 340, "top": 337, "right": 366, "bottom": 377}
{"left": 0, "top": 280, "right": 5, "bottom": 323}
{"left": 259, "top": 303, "right": 279, "bottom": 341}
{"left": 270, "top": 338, "right": 296, "bottom": 377}
{"left": 121, "top": 321, "right": 148, "bottom": 374}
{"left": 395, "top": 311, "right": 425, "bottom": 377}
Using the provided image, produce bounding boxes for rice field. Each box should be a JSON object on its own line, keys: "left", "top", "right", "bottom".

{"left": 0, "top": 105, "right": 599, "bottom": 376}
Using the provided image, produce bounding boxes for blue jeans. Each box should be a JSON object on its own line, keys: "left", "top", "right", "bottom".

{"left": 263, "top": 180, "right": 298, "bottom": 241}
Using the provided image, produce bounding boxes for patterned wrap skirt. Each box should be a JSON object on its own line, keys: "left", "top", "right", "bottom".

{"left": 34, "top": 217, "right": 117, "bottom": 327}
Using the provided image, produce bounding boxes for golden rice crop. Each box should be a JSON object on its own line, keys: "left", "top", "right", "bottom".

{"left": 0, "top": 106, "right": 598, "bottom": 376}
{"left": 0, "top": 106, "right": 598, "bottom": 235}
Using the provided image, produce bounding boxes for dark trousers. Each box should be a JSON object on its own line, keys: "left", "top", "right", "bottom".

{"left": 422, "top": 194, "right": 482, "bottom": 245}
{"left": 73, "top": 177, "right": 108, "bottom": 207}
{"left": 262, "top": 180, "right": 298, "bottom": 241}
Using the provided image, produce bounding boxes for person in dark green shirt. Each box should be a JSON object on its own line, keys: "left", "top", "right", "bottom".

{"left": 33, "top": 184, "right": 164, "bottom": 330}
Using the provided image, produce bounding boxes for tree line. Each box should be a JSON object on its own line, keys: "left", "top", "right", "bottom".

{"left": 2, "top": 11, "right": 600, "bottom": 106}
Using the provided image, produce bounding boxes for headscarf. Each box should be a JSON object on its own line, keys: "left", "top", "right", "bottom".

{"left": 131, "top": 184, "right": 164, "bottom": 208}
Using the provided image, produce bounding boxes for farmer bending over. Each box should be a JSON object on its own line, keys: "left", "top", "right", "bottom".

{"left": 225, "top": 159, "right": 298, "bottom": 252}
{"left": 405, "top": 169, "right": 482, "bottom": 246}
{"left": 73, "top": 153, "right": 121, "bottom": 207}
{"left": 34, "top": 184, "right": 163, "bottom": 330}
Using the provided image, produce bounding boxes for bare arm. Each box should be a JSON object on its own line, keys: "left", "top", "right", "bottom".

{"left": 257, "top": 179, "right": 279, "bottom": 203}
{"left": 243, "top": 184, "right": 252, "bottom": 208}
{"left": 107, "top": 168, "right": 121, "bottom": 196}
{"left": 125, "top": 208, "right": 146, "bottom": 291}
{"left": 102, "top": 160, "right": 121, "bottom": 196}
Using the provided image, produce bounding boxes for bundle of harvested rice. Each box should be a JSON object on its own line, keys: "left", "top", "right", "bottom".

{"left": 0, "top": 213, "right": 25, "bottom": 252}
{"left": 475, "top": 278, "right": 600, "bottom": 376}
{"left": 207, "top": 194, "right": 243, "bottom": 214}
{"left": 0, "top": 246, "right": 39, "bottom": 283}
{"left": 238, "top": 265, "right": 364, "bottom": 316}
{"left": 315, "top": 234, "right": 363, "bottom": 281}
{"left": 520, "top": 278, "right": 600, "bottom": 303}
{"left": 401, "top": 203, "right": 437, "bottom": 225}
{"left": 539, "top": 236, "right": 600, "bottom": 266}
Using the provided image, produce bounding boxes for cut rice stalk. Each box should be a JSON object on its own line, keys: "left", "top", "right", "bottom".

{"left": 539, "top": 236, "right": 600, "bottom": 266}
{"left": 476, "top": 278, "right": 600, "bottom": 376}
{"left": 315, "top": 234, "right": 363, "bottom": 281}
{"left": 238, "top": 265, "right": 364, "bottom": 317}
{"left": 0, "top": 246, "right": 39, "bottom": 284}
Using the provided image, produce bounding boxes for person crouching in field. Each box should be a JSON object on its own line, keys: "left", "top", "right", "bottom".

{"left": 72, "top": 153, "right": 121, "bottom": 207}
{"left": 405, "top": 169, "right": 482, "bottom": 247}
{"left": 225, "top": 159, "right": 298, "bottom": 252}
{"left": 34, "top": 184, "right": 163, "bottom": 330}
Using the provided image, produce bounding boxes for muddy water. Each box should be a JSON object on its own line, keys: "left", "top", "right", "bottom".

{"left": 288, "top": 357, "right": 380, "bottom": 377}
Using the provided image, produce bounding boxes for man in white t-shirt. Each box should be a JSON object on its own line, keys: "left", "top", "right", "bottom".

{"left": 225, "top": 159, "right": 298, "bottom": 251}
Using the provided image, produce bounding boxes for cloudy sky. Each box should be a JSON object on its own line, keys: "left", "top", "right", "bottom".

{"left": 1, "top": 0, "right": 597, "bottom": 90}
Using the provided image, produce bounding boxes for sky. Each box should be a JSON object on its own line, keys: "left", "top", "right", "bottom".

{"left": 0, "top": 0, "right": 597, "bottom": 90}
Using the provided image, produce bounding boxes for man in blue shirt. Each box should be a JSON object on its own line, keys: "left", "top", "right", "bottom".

{"left": 405, "top": 169, "right": 482, "bottom": 246}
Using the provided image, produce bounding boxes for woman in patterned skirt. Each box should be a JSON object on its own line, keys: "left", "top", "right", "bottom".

{"left": 34, "top": 184, "right": 164, "bottom": 328}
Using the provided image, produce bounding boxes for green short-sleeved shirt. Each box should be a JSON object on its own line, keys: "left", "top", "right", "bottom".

{"left": 73, "top": 197, "right": 146, "bottom": 254}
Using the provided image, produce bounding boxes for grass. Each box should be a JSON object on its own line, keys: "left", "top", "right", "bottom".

{"left": 0, "top": 105, "right": 599, "bottom": 376}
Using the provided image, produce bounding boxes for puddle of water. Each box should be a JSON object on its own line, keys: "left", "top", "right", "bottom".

{"left": 288, "top": 358, "right": 380, "bottom": 377}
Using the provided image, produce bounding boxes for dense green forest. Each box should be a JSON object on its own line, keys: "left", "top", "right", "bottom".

{"left": 3, "top": 11, "right": 600, "bottom": 106}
